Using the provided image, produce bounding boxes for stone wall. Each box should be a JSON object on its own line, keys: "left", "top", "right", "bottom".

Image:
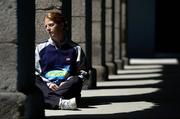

{"left": 0, "top": 0, "right": 26, "bottom": 119}
{"left": 71, "top": 0, "right": 86, "bottom": 50}
{"left": 0, "top": 0, "right": 17, "bottom": 92}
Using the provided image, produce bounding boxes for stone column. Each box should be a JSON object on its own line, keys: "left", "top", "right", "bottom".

{"left": 105, "top": 0, "right": 117, "bottom": 74}
{"left": 114, "top": 0, "right": 124, "bottom": 70}
{"left": 121, "top": 0, "right": 129, "bottom": 65}
{"left": 71, "top": 0, "right": 97, "bottom": 89}
{"left": 71, "top": 0, "right": 85, "bottom": 51}
{"left": 92, "top": 0, "right": 108, "bottom": 81}
{"left": 71, "top": 0, "right": 96, "bottom": 89}
{"left": 17, "top": 0, "right": 45, "bottom": 118}
{"left": 85, "top": 0, "right": 97, "bottom": 88}
{"left": 0, "top": 0, "right": 26, "bottom": 118}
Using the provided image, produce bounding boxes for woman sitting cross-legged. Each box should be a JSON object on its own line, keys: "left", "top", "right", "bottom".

{"left": 35, "top": 11, "right": 89, "bottom": 110}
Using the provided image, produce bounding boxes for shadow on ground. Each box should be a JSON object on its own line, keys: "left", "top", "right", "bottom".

{"left": 47, "top": 64, "right": 180, "bottom": 119}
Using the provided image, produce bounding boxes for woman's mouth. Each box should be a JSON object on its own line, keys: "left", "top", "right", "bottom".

{"left": 49, "top": 32, "right": 54, "bottom": 36}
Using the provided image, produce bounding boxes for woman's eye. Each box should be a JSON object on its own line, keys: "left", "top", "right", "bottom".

{"left": 49, "top": 23, "right": 54, "bottom": 27}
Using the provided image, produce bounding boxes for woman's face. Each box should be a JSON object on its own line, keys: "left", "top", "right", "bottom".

{"left": 44, "top": 18, "right": 64, "bottom": 43}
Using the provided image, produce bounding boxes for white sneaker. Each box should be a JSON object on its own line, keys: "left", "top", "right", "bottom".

{"left": 59, "top": 97, "right": 77, "bottom": 110}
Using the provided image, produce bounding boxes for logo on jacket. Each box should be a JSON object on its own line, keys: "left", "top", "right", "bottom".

{"left": 66, "top": 57, "right": 71, "bottom": 62}
{"left": 45, "top": 65, "right": 70, "bottom": 84}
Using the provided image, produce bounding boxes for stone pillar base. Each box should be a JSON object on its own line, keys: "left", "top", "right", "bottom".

{"left": 123, "top": 57, "right": 130, "bottom": 66}
{"left": 106, "top": 62, "right": 117, "bottom": 75}
{"left": 0, "top": 92, "right": 26, "bottom": 119}
{"left": 83, "top": 68, "right": 97, "bottom": 89}
{"left": 115, "top": 59, "right": 124, "bottom": 70}
{"left": 93, "top": 65, "right": 108, "bottom": 81}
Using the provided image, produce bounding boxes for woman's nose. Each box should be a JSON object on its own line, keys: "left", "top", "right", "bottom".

{"left": 46, "top": 26, "right": 51, "bottom": 32}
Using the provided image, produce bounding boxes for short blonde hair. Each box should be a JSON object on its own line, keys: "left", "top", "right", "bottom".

{"left": 44, "top": 11, "right": 65, "bottom": 24}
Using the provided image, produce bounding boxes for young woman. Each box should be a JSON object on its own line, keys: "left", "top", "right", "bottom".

{"left": 35, "top": 11, "right": 89, "bottom": 110}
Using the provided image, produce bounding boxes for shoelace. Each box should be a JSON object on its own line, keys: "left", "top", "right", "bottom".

{"left": 61, "top": 100, "right": 71, "bottom": 109}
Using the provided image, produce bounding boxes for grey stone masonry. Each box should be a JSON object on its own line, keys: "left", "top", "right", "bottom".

{"left": 71, "top": 17, "right": 86, "bottom": 44}
{"left": 0, "top": 92, "right": 25, "bottom": 119}
{"left": 71, "top": 0, "right": 97, "bottom": 88}
{"left": 105, "top": 0, "right": 117, "bottom": 74}
{"left": 0, "top": 0, "right": 26, "bottom": 118}
{"left": 114, "top": 0, "right": 124, "bottom": 70}
{"left": 121, "top": 0, "right": 129, "bottom": 65}
{"left": 0, "top": 44, "right": 17, "bottom": 91}
{"left": 0, "top": 0, "right": 17, "bottom": 92}
{"left": 92, "top": 0, "right": 108, "bottom": 81}
{"left": 0, "top": 0, "right": 17, "bottom": 43}
{"left": 71, "top": 2, "right": 84, "bottom": 67}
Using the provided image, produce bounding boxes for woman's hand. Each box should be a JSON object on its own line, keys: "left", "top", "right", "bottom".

{"left": 49, "top": 83, "right": 59, "bottom": 91}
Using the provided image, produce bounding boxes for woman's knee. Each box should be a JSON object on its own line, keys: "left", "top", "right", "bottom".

{"left": 68, "top": 76, "right": 83, "bottom": 85}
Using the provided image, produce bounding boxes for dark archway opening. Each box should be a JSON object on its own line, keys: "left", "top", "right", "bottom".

{"left": 155, "top": 0, "right": 180, "bottom": 57}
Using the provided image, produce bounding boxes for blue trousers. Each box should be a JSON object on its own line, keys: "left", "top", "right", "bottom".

{"left": 35, "top": 76, "right": 83, "bottom": 109}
